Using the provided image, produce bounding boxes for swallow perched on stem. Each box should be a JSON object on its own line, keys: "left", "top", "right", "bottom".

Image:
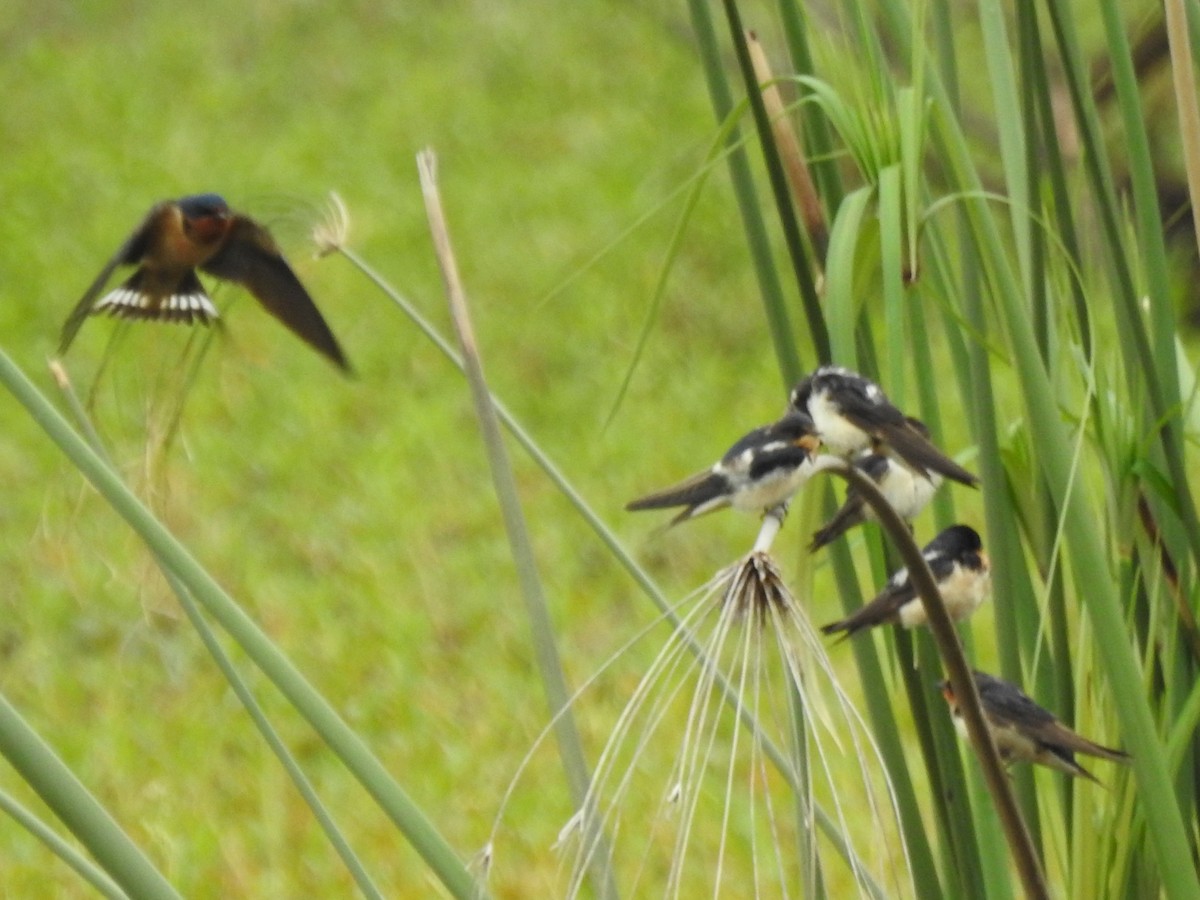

{"left": 809, "top": 418, "right": 943, "bottom": 551}
{"left": 60, "top": 193, "right": 350, "bottom": 371}
{"left": 789, "top": 366, "right": 976, "bottom": 487}
{"left": 820, "top": 524, "right": 989, "bottom": 638}
{"left": 626, "top": 410, "right": 822, "bottom": 525}
{"left": 940, "top": 670, "right": 1130, "bottom": 782}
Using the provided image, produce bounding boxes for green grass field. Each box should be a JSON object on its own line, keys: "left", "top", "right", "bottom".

{"left": 2, "top": 0, "right": 1194, "bottom": 897}
{"left": 0, "top": 2, "right": 845, "bottom": 896}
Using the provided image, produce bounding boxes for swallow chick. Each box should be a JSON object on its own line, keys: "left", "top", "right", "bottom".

{"left": 820, "top": 524, "right": 989, "bottom": 638}
{"left": 626, "top": 410, "right": 822, "bottom": 525}
{"left": 809, "top": 419, "right": 943, "bottom": 551}
{"left": 789, "top": 366, "right": 976, "bottom": 487}
{"left": 941, "top": 670, "right": 1130, "bottom": 782}
{"left": 60, "top": 193, "right": 351, "bottom": 371}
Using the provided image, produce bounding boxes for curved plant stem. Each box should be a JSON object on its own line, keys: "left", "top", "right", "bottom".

{"left": 815, "top": 459, "right": 1048, "bottom": 899}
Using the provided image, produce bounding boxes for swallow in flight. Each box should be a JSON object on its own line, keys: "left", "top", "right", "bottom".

{"left": 60, "top": 193, "right": 350, "bottom": 371}
{"left": 626, "top": 410, "right": 822, "bottom": 525}
{"left": 820, "top": 524, "right": 989, "bottom": 638}
{"left": 809, "top": 418, "right": 943, "bottom": 550}
{"left": 789, "top": 366, "right": 976, "bottom": 486}
{"left": 940, "top": 670, "right": 1130, "bottom": 782}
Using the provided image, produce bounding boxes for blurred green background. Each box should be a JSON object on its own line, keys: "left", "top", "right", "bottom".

{"left": 0, "top": 1, "right": 830, "bottom": 895}
{"left": 2, "top": 0, "right": 1187, "bottom": 895}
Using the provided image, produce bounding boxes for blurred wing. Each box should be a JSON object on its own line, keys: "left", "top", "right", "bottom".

{"left": 879, "top": 421, "right": 978, "bottom": 486}
{"left": 1036, "top": 721, "right": 1130, "bottom": 763}
{"left": 977, "top": 676, "right": 1057, "bottom": 730}
{"left": 836, "top": 387, "right": 908, "bottom": 435}
{"left": 626, "top": 468, "right": 730, "bottom": 522}
{"left": 720, "top": 421, "right": 778, "bottom": 463}
{"left": 811, "top": 453, "right": 892, "bottom": 547}
{"left": 809, "top": 499, "right": 866, "bottom": 550}
{"left": 59, "top": 204, "right": 166, "bottom": 353}
{"left": 820, "top": 577, "right": 913, "bottom": 637}
{"left": 202, "top": 216, "right": 351, "bottom": 371}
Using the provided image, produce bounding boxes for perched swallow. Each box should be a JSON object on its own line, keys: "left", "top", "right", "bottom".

{"left": 820, "top": 524, "right": 989, "bottom": 638}
{"left": 940, "top": 670, "right": 1130, "bottom": 782}
{"left": 60, "top": 193, "right": 350, "bottom": 370}
{"left": 626, "top": 410, "right": 821, "bottom": 525}
{"left": 789, "top": 366, "right": 976, "bottom": 487}
{"left": 809, "top": 419, "right": 943, "bottom": 550}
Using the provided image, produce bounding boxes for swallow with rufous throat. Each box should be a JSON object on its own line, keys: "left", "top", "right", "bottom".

{"left": 940, "top": 670, "right": 1130, "bottom": 782}
{"left": 60, "top": 193, "right": 350, "bottom": 371}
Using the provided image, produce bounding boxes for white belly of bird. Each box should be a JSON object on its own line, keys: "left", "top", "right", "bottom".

{"left": 988, "top": 721, "right": 1041, "bottom": 765}
{"left": 897, "top": 565, "right": 991, "bottom": 628}
{"left": 954, "top": 715, "right": 1048, "bottom": 767}
{"left": 808, "top": 393, "right": 870, "bottom": 456}
{"left": 875, "top": 466, "right": 942, "bottom": 520}
{"left": 728, "top": 464, "right": 811, "bottom": 513}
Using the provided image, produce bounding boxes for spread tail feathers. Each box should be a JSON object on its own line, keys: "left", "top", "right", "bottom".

{"left": 626, "top": 470, "right": 730, "bottom": 524}
{"left": 94, "top": 269, "right": 219, "bottom": 324}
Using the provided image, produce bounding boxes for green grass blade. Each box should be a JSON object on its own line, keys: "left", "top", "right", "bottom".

{"left": 685, "top": 0, "right": 806, "bottom": 381}
{"left": 824, "top": 186, "right": 874, "bottom": 365}
{"left": 956, "top": 217, "right": 1045, "bottom": 858}
{"left": 0, "top": 788, "right": 128, "bottom": 900}
{"left": 0, "top": 690, "right": 181, "bottom": 899}
{"left": 878, "top": 164, "right": 904, "bottom": 396}
{"left": 51, "top": 366, "right": 384, "bottom": 900}
{"left": 933, "top": 96, "right": 1200, "bottom": 900}
{"left": 0, "top": 348, "right": 481, "bottom": 900}
{"left": 416, "top": 149, "right": 617, "bottom": 900}
{"left": 776, "top": 0, "right": 844, "bottom": 209}
{"left": 1043, "top": 0, "right": 1200, "bottom": 580}
{"left": 721, "top": 0, "right": 830, "bottom": 363}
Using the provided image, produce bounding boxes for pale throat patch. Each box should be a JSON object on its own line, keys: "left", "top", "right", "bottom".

{"left": 897, "top": 562, "right": 991, "bottom": 628}
{"left": 876, "top": 465, "right": 941, "bottom": 519}
{"left": 808, "top": 392, "right": 869, "bottom": 455}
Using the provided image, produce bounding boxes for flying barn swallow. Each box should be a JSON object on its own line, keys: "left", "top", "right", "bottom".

{"left": 789, "top": 366, "right": 977, "bottom": 487}
{"left": 941, "top": 670, "right": 1130, "bottom": 782}
{"left": 809, "top": 419, "right": 943, "bottom": 550}
{"left": 820, "top": 524, "right": 989, "bottom": 638}
{"left": 59, "top": 193, "right": 351, "bottom": 371}
{"left": 626, "top": 410, "right": 822, "bottom": 526}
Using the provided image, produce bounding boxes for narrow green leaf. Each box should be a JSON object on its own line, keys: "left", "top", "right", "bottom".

{"left": 0, "top": 349, "right": 482, "bottom": 900}
{"left": 0, "top": 691, "right": 180, "bottom": 900}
